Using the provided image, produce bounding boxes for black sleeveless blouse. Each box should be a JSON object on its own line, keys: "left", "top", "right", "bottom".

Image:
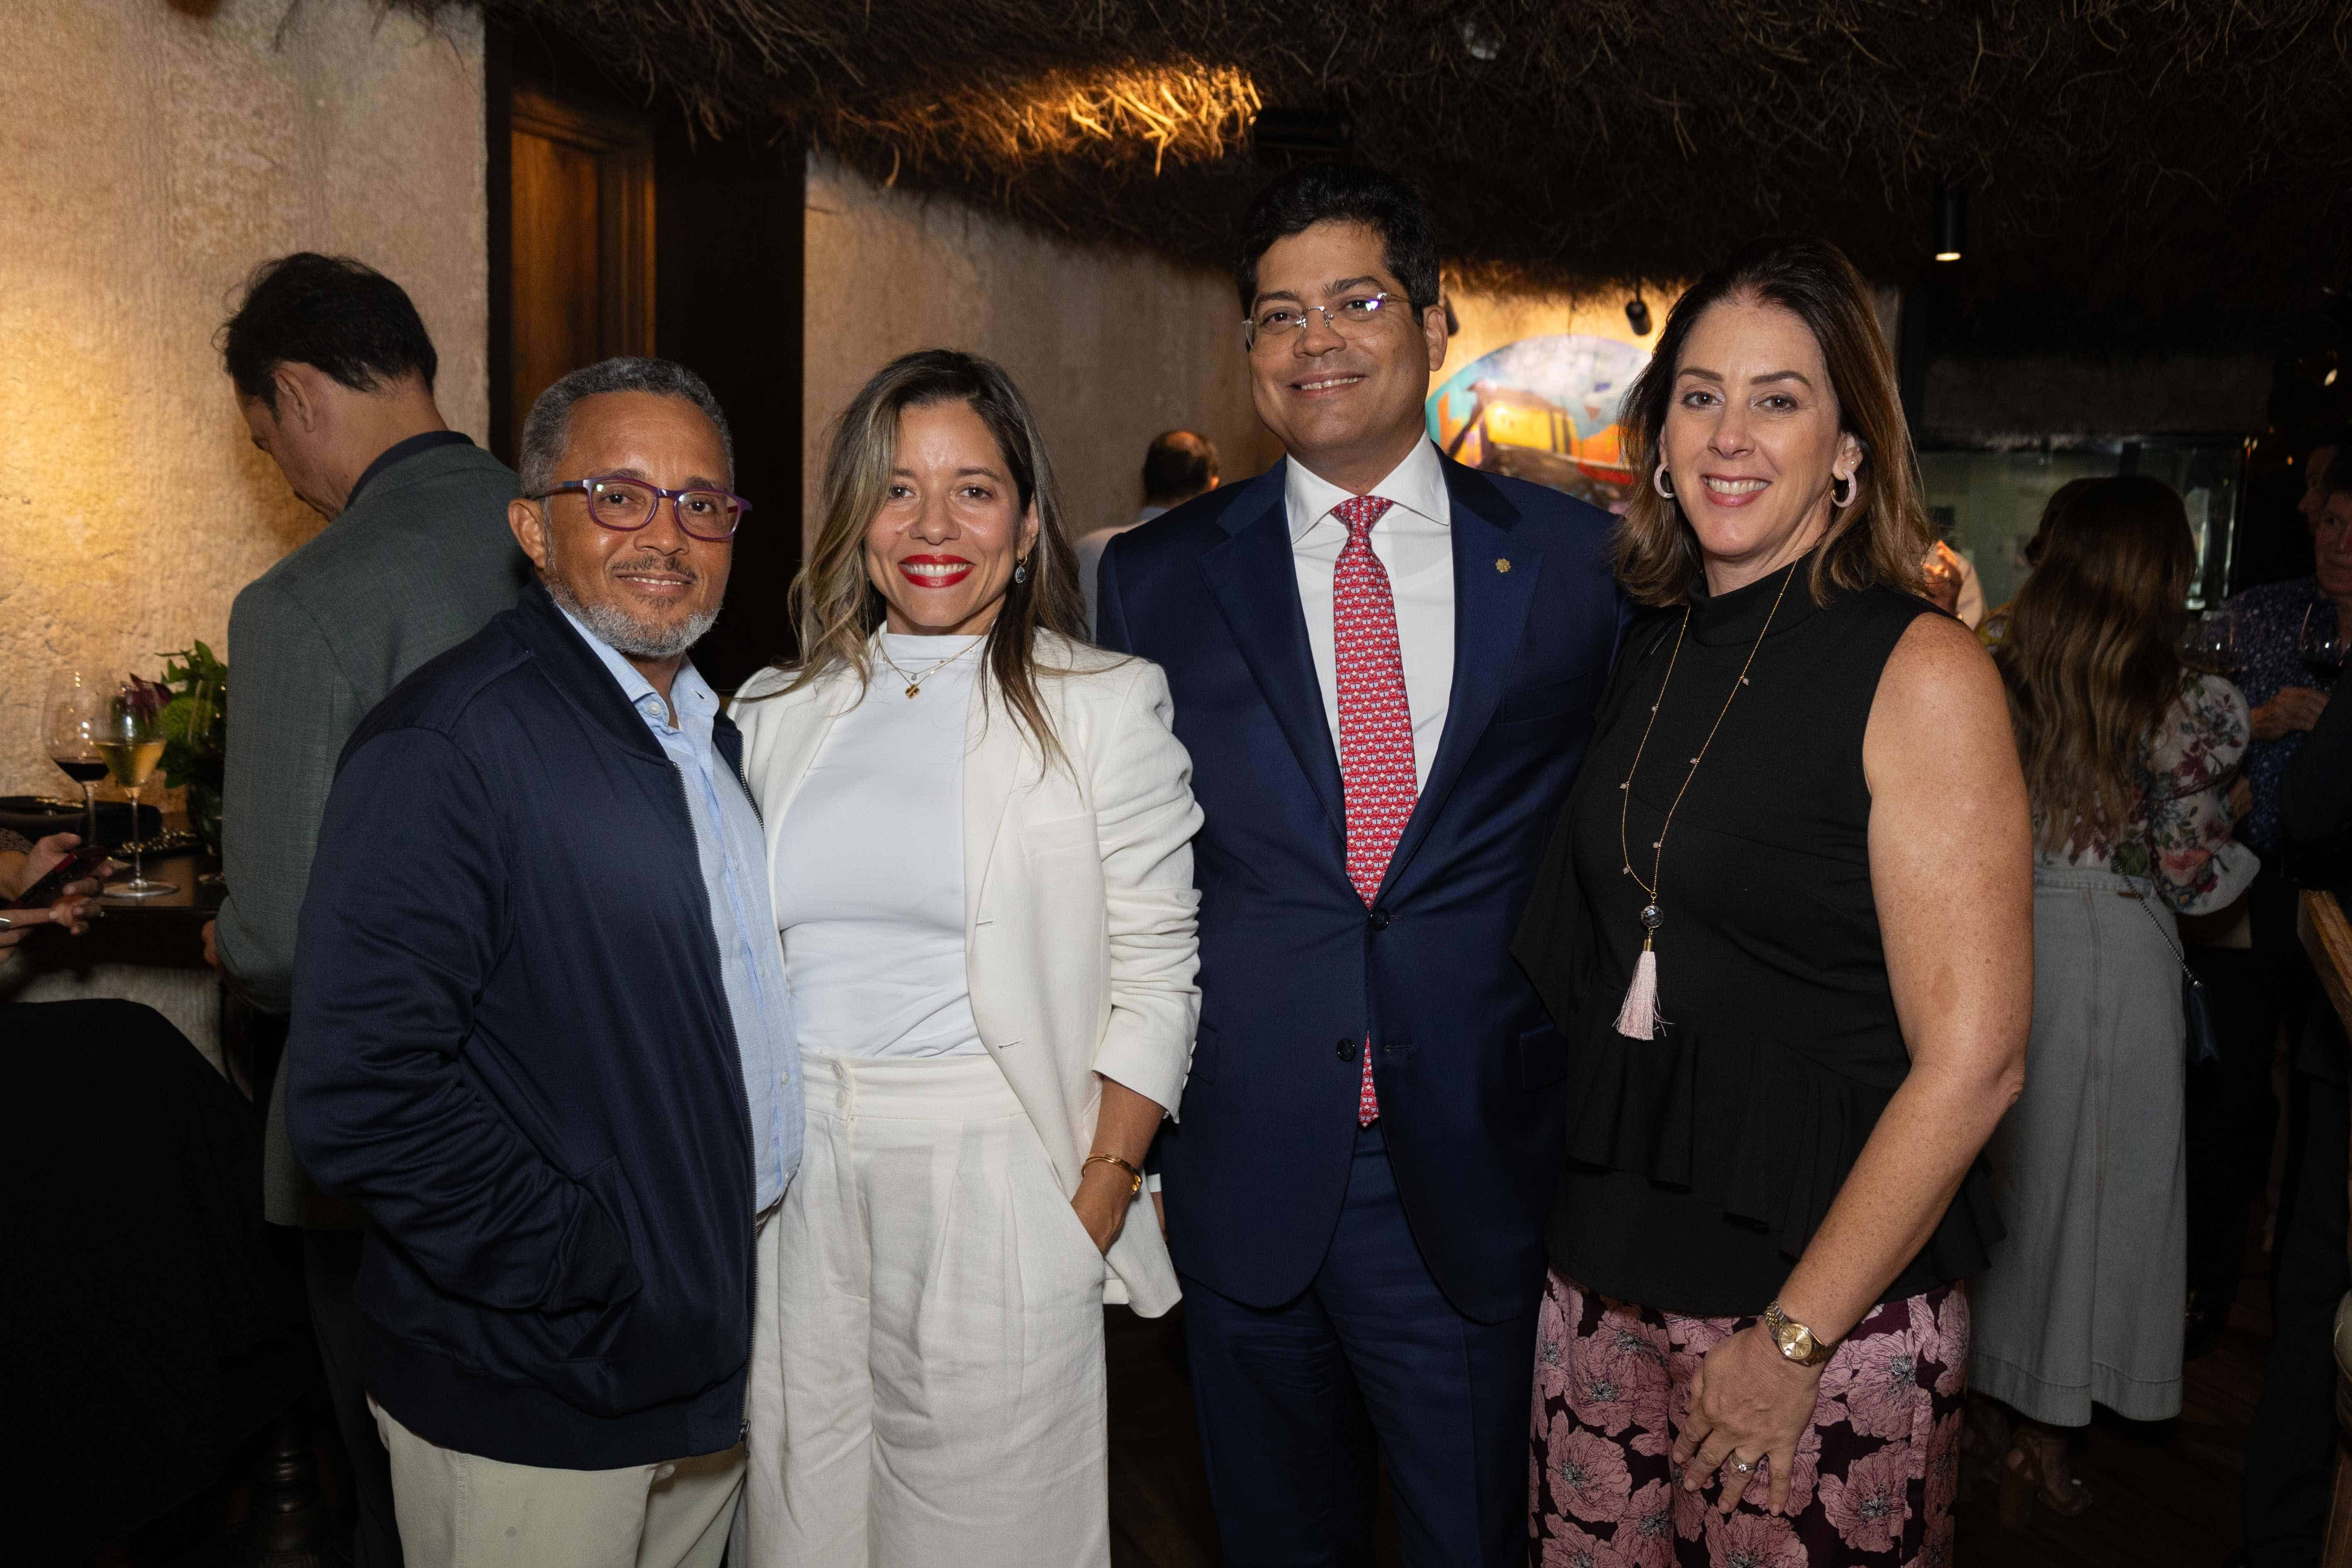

{"left": 1513, "top": 560, "right": 2001, "bottom": 1317}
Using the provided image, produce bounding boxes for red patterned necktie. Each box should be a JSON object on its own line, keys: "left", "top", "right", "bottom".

{"left": 1332, "top": 494, "right": 1417, "bottom": 1125}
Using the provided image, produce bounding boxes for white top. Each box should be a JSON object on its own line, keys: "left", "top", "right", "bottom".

{"left": 730, "top": 632, "right": 1205, "bottom": 1314}
{"left": 769, "top": 633, "right": 988, "bottom": 1058}
{"left": 1285, "top": 438, "right": 1455, "bottom": 790}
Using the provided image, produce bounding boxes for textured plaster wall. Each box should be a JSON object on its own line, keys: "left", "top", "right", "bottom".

{"left": 0, "top": 0, "right": 487, "bottom": 795}
{"left": 802, "top": 153, "right": 1281, "bottom": 554}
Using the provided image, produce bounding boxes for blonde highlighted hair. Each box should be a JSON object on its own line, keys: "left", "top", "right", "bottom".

{"left": 1992, "top": 475, "right": 2197, "bottom": 854}
{"left": 1615, "top": 237, "right": 1931, "bottom": 607}
{"left": 772, "top": 350, "right": 1089, "bottom": 763}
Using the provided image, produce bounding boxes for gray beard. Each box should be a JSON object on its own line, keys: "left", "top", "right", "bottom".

{"left": 545, "top": 574, "right": 718, "bottom": 660}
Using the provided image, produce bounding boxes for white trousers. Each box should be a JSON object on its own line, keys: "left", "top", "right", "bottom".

{"left": 740, "top": 1051, "right": 1109, "bottom": 1568}
{"left": 370, "top": 1398, "right": 742, "bottom": 1568}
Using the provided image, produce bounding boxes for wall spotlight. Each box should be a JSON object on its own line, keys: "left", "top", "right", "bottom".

{"left": 1625, "top": 294, "right": 1652, "bottom": 336}
{"left": 1933, "top": 183, "right": 1966, "bottom": 263}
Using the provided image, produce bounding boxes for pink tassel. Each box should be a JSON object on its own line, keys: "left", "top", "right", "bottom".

{"left": 1614, "top": 938, "right": 1663, "bottom": 1040}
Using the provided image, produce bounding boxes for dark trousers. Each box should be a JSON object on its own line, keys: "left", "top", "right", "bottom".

{"left": 2186, "top": 943, "right": 2279, "bottom": 1328}
{"left": 305, "top": 1228, "right": 404, "bottom": 1568}
{"left": 1180, "top": 1122, "right": 1537, "bottom": 1568}
{"left": 241, "top": 1003, "right": 404, "bottom": 1568}
{"left": 2251, "top": 870, "right": 2319, "bottom": 1064}
{"left": 2242, "top": 1032, "right": 2350, "bottom": 1568}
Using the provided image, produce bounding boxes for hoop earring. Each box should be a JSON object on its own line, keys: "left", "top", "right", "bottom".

{"left": 1653, "top": 463, "right": 1677, "bottom": 501}
{"left": 1013, "top": 558, "right": 1030, "bottom": 584}
{"left": 1831, "top": 472, "right": 1858, "bottom": 509}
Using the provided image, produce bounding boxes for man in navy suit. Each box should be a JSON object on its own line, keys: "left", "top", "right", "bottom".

{"left": 1096, "top": 166, "right": 1622, "bottom": 1565}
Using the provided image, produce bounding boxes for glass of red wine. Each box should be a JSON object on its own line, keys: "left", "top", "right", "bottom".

{"left": 2300, "top": 604, "right": 2347, "bottom": 689}
{"left": 42, "top": 666, "right": 110, "bottom": 852}
{"left": 2186, "top": 607, "right": 2241, "bottom": 674}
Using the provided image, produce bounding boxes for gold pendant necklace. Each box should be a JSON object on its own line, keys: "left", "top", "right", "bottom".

{"left": 876, "top": 638, "right": 983, "bottom": 699}
{"left": 1612, "top": 560, "right": 1797, "bottom": 1039}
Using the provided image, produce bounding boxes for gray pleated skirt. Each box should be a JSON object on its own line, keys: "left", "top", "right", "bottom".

{"left": 1970, "top": 864, "right": 2187, "bottom": 1426}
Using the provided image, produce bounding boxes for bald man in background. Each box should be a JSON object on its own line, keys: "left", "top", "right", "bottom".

{"left": 1077, "top": 430, "right": 1219, "bottom": 634}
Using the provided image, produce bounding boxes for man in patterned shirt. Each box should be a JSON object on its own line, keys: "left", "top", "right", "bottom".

{"left": 2227, "top": 431, "right": 2350, "bottom": 869}
{"left": 2234, "top": 438, "right": 2352, "bottom": 1567}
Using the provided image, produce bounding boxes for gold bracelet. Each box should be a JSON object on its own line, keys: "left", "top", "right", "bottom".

{"left": 1082, "top": 1152, "right": 1144, "bottom": 1196}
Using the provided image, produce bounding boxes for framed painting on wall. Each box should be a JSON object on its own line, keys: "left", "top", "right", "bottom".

{"left": 1425, "top": 334, "right": 1652, "bottom": 510}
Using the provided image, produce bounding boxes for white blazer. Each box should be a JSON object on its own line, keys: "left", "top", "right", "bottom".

{"left": 730, "top": 633, "right": 1203, "bottom": 1315}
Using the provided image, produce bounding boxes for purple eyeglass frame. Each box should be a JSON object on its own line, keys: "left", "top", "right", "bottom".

{"left": 528, "top": 475, "right": 752, "bottom": 541}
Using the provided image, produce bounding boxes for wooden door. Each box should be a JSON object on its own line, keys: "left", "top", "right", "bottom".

{"left": 506, "top": 87, "right": 655, "bottom": 447}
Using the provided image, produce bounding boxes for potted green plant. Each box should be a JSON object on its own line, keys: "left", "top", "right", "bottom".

{"left": 158, "top": 642, "right": 227, "bottom": 859}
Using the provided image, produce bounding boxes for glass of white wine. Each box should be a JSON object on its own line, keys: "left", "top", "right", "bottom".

{"left": 98, "top": 675, "right": 175, "bottom": 899}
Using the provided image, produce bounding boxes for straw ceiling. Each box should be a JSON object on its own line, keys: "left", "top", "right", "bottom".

{"left": 446, "top": 1, "right": 2352, "bottom": 319}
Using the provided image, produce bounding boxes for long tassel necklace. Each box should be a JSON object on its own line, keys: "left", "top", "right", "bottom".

{"left": 1612, "top": 560, "right": 1798, "bottom": 1039}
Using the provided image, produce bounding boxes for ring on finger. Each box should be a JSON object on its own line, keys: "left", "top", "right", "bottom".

{"left": 1728, "top": 1457, "right": 1757, "bottom": 1475}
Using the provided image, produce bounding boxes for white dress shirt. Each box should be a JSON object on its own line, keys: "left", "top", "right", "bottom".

{"left": 1286, "top": 438, "right": 1455, "bottom": 790}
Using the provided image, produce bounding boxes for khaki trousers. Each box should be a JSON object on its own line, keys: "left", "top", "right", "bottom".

{"left": 740, "top": 1051, "right": 1109, "bottom": 1567}
{"left": 371, "top": 1398, "right": 743, "bottom": 1568}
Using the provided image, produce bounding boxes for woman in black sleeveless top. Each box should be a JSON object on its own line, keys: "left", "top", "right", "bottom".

{"left": 1514, "top": 240, "right": 2033, "bottom": 1567}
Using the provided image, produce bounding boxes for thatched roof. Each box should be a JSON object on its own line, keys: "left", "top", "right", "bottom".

{"left": 448, "top": 1, "right": 2352, "bottom": 323}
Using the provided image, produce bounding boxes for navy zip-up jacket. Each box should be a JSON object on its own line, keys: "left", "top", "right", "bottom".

{"left": 286, "top": 582, "right": 757, "bottom": 1469}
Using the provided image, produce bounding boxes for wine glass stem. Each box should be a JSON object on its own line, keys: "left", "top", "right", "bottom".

{"left": 125, "top": 784, "right": 143, "bottom": 886}
{"left": 81, "top": 782, "right": 96, "bottom": 851}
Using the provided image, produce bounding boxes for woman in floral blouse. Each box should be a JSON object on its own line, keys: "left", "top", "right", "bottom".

{"left": 1970, "top": 476, "right": 2257, "bottom": 1523}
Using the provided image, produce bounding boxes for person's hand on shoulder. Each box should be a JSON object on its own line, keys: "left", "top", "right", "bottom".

{"left": 1920, "top": 542, "right": 1966, "bottom": 617}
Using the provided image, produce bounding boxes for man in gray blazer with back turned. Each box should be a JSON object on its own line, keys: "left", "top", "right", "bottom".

{"left": 209, "top": 253, "right": 529, "bottom": 1568}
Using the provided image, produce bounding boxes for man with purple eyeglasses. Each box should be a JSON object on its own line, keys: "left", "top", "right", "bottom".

{"left": 287, "top": 358, "right": 798, "bottom": 1568}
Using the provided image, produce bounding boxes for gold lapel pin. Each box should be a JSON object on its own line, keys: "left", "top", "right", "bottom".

{"left": 1495, "top": 558, "right": 1512, "bottom": 574}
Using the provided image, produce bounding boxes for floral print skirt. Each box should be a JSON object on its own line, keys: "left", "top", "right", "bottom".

{"left": 1529, "top": 1272, "right": 1968, "bottom": 1568}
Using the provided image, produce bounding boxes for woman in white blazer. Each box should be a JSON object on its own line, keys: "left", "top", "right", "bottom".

{"left": 729, "top": 350, "right": 1200, "bottom": 1568}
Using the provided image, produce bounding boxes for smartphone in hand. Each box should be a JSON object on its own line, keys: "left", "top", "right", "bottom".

{"left": 11, "top": 846, "right": 112, "bottom": 908}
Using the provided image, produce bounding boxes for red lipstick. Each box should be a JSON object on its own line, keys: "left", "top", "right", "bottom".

{"left": 898, "top": 553, "right": 975, "bottom": 589}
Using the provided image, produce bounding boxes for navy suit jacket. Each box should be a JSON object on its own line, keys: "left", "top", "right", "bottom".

{"left": 1096, "top": 453, "right": 1624, "bottom": 1323}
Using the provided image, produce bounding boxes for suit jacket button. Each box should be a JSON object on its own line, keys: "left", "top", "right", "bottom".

{"left": 1366, "top": 909, "right": 1390, "bottom": 931}
{"left": 1335, "top": 1038, "right": 1354, "bottom": 1061}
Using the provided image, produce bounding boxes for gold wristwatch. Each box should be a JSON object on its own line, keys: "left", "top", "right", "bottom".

{"left": 1762, "top": 1301, "right": 1834, "bottom": 1368}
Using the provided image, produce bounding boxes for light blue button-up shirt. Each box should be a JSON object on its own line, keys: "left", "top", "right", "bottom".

{"left": 559, "top": 606, "right": 801, "bottom": 1210}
